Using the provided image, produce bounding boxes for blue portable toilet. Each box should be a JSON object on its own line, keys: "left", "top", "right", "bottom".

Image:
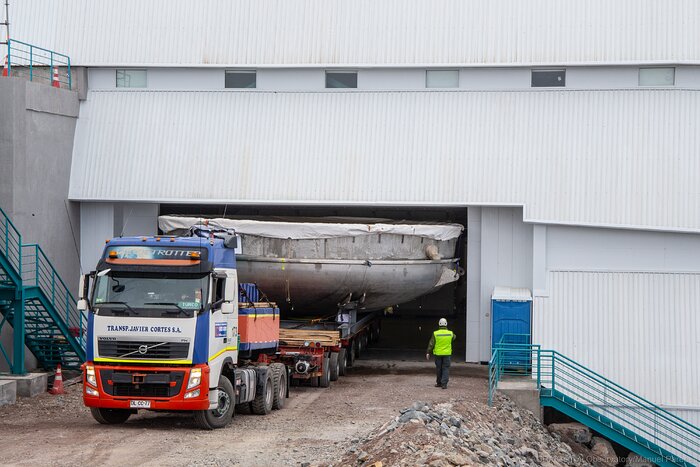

{"left": 491, "top": 286, "right": 532, "bottom": 364}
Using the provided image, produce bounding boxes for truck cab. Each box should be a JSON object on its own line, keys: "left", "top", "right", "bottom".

{"left": 80, "top": 235, "right": 285, "bottom": 429}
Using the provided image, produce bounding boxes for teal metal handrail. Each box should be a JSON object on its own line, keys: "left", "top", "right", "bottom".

{"left": 489, "top": 337, "right": 700, "bottom": 466}
{"left": 0, "top": 207, "right": 22, "bottom": 278}
{"left": 5, "top": 39, "right": 72, "bottom": 89}
{"left": 0, "top": 206, "right": 25, "bottom": 373}
{"left": 21, "top": 243, "right": 86, "bottom": 350}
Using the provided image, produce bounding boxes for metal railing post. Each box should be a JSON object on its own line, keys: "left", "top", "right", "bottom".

{"left": 536, "top": 347, "right": 541, "bottom": 388}
{"left": 50, "top": 50, "right": 53, "bottom": 84}
{"left": 3, "top": 216, "right": 7, "bottom": 254}
{"left": 34, "top": 245, "right": 38, "bottom": 286}
{"left": 67, "top": 56, "right": 71, "bottom": 90}
{"left": 65, "top": 289, "right": 69, "bottom": 323}
{"left": 29, "top": 45, "right": 32, "bottom": 82}
{"left": 6, "top": 39, "right": 10, "bottom": 76}
{"left": 51, "top": 266, "right": 56, "bottom": 304}
{"left": 11, "top": 227, "right": 25, "bottom": 375}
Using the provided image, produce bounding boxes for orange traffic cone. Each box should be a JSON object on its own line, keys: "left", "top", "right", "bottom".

{"left": 52, "top": 67, "right": 60, "bottom": 88}
{"left": 49, "top": 364, "right": 66, "bottom": 395}
{"left": 1, "top": 56, "right": 8, "bottom": 77}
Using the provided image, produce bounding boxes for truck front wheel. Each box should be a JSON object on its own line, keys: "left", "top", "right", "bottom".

{"left": 193, "top": 375, "right": 234, "bottom": 430}
{"left": 90, "top": 407, "right": 131, "bottom": 425}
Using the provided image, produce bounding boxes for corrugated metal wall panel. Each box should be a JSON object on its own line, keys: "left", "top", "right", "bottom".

{"left": 533, "top": 271, "right": 700, "bottom": 409}
{"left": 8, "top": 0, "right": 700, "bottom": 66}
{"left": 70, "top": 89, "right": 700, "bottom": 232}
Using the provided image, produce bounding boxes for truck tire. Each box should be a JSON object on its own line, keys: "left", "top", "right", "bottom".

{"left": 329, "top": 352, "right": 340, "bottom": 381}
{"left": 338, "top": 348, "right": 348, "bottom": 376}
{"left": 235, "top": 402, "right": 252, "bottom": 414}
{"left": 271, "top": 363, "right": 287, "bottom": 410}
{"left": 90, "top": 407, "right": 131, "bottom": 425}
{"left": 193, "top": 375, "right": 235, "bottom": 430}
{"left": 319, "top": 355, "right": 331, "bottom": 388}
{"left": 252, "top": 371, "right": 273, "bottom": 415}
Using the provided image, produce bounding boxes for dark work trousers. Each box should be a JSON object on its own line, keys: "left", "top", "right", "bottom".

{"left": 434, "top": 355, "right": 451, "bottom": 387}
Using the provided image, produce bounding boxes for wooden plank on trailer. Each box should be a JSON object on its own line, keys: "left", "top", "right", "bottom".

{"left": 279, "top": 328, "right": 340, "bottom": 346}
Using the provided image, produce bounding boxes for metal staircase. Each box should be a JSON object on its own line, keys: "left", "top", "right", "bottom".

{"left": 0, "top": 207, "right": 85, "bottom": 374}
{"left": 489, "top": 334, "right": 700, "bottom": 467}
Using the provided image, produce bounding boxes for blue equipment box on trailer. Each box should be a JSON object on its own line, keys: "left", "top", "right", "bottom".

{"left": 239, "top": 283, "right": 259, "bottom": 303}
{"left": 491, "top": 286, "right": 532, "bottom": 369}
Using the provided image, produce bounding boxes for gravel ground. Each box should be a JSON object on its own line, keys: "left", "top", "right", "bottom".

{"left": 0, "top": 361, "right": 489, "bottom": 466}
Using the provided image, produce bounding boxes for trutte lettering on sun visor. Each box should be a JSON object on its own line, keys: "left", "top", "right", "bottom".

{"left": 105, "top": 246, "right": 205, "bottom": 261}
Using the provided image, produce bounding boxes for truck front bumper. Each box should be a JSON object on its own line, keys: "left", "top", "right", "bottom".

{"left": 82, "top": 362, "right": 210, "bottom": 411}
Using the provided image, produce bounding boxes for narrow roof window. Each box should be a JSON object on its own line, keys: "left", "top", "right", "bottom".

{"left": 639, "top": 68, "right": 675, "bottom": 86}
{"left": 426, "top": 70, "right": 459, "bottom": 88}
{"left": 326, "top": 71, "right": 357, "bottom": 89}
{"left": 531, "top": 69, "right": 565, "bottom": 87}
{"left": 225, "top": 70, "right": 256, "bottom": 89}
{"left": 116, "top": 69, "right": 147, "bottom": 88}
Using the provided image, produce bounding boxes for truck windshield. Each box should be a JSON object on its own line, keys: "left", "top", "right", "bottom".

{"left": 92, "top": 272, "right": 209, "bottom": 318}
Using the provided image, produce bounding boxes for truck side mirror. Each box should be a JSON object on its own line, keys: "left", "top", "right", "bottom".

{"left": 78, "top": 274, "right": 88, "bottom": 300}
{"left": 221, "top": 302, "right": 234, "bottom": 314}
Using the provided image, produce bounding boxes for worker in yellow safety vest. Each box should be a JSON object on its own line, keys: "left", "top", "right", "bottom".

{"left": 426, "top": 318, "right": 456, "bottom": 389}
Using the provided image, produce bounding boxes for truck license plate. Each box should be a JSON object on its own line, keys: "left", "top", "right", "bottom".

{"left": 129, "top": 400, "right": 151, "bottom": 409}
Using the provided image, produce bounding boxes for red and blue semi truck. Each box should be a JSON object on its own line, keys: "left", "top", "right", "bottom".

{"left": 78, "top": 233, "right": 379, "bottom": 428}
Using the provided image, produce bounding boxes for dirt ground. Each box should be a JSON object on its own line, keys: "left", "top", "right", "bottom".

{"left": 0, "top": 361, "right": 488, "bottom": 467}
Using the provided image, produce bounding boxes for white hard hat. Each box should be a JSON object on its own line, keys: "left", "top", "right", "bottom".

{"left": 439, "top": 318, "right": 447, "bottom": 327}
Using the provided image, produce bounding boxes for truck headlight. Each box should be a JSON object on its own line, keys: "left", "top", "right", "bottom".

{"left": 85, "top": 365, "right": 97, "bottom": 387}
{"left": 85, "top": 386, "right": 99, "bottom": 396}
{"left": 187, "top": 368, "right": 202, "bottom": 390}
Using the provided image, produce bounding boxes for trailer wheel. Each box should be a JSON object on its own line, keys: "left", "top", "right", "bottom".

{"left": 356, "top": 335, "right": 363, "bottom": 359}
{"left": 193, "top": 375, "right": 234, "bottom": 430}
{"left": 319, "top": 355, "right": 331, "bottom": 388}
{"left": 329, "top": 352, "right": 340, "bottom": 381}
{"left": 271, "top": 363, "right": 287, "bottom": 410}
{"left": 90, "top": 407, "right": 131, "bottom": 425}
{"left": 235, "top": 402, "right": 252, "bottom": 414}
{"left": 252, "top": 371, "right": 274, "bottom": 415}
{"left": 348, "top": 340, "right": 356, "bottom": 367}
{"left": 338, "top": 348, "right": 347, "bottom": 376}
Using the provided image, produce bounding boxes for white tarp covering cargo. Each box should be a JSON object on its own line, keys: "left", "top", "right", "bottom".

{"left": 158, "top": 216, "right": 464, "bottom": 241}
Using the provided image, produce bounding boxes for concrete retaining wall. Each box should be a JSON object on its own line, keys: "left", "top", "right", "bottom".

{"left": 0, "top": 77, "right": 80, "bottom": 372}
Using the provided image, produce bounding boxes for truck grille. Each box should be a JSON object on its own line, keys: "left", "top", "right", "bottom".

{"left": 98, "top": 340, "right": 189, "bottom": 360}
{"left": 99, "top": 369, "right": 185, "bottom": 398}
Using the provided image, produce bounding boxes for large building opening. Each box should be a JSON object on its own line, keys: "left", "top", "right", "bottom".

{"left": 159, "top": 204, "right": 468, "bottom": 360}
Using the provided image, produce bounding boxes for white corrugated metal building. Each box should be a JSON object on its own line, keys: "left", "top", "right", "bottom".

{"left": 8, "top": 0, "right": 700, "bottom": 426}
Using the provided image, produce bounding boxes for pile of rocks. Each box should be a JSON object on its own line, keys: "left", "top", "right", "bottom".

{"left": 547, "top": 423, "right": 655, "bottom": 467}
{"left": 334, "top": 395, "right": 594, "bottom": 467}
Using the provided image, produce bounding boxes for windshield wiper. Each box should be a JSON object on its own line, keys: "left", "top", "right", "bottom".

{"left": 143, "top": 302, "right": 190, "bottom": 316}
{"left": 96, "top": 301, "right": 138, "bottom": 315}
